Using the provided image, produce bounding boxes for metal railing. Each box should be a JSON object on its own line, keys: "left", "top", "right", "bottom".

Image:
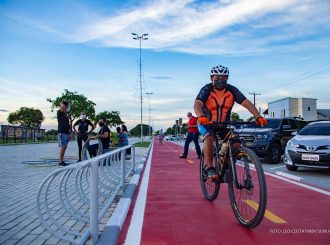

{"left": 36, "top": 145, "right": 136, "bottom": 245}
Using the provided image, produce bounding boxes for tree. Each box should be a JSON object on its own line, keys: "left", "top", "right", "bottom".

{"left": 94, "top": 111, "right": 125, "bottom": 128}
{"left": 247, "top": 116, "right": 254, "bottom": 122}
{"left": 180, "top": 123, "right": 188, "bottom": 135}
{"left": 166, "top": 124, "right": 176, "bottom": 135}
{"left": 47, "top": 89, "right": 96, "bottom": 123}
{"left": 7, "top": 107, "right": 45, "bottom": 128}
{"left": 129, "top": 124, "right": 152, "bottom": 136}
{"left": 231, "top": 112, "right": 243, "bottom": 122}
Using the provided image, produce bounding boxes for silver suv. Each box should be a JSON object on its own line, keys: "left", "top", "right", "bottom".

{"left": 284, "top": 121, "right": 330, "bottom": 171}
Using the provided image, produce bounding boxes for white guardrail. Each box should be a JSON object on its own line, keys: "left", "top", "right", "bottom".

{"left": 36, "top": 145, "right": 136, "bottom": 245}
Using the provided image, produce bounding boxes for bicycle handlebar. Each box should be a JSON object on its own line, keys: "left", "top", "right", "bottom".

{"left": 204, "top": 121, "right": 257, "bottom": 127}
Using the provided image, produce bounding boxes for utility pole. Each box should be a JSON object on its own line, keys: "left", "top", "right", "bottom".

{"left": 146, "top": 92, "right": 153, "bottom": 139}
{"left": 132, "top": 33, "right": 148, "bottom": 143}
{"left": 249, "top": 92, "right": 261, "bottom": 106}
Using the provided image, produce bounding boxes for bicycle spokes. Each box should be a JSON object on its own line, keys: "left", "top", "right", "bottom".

{"left": 230, "top": 150, "right": 263, "bottom": 224}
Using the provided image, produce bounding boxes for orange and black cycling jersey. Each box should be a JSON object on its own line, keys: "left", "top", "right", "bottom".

{"left": 196, "top": 83, "right": 246, "bottom": 123}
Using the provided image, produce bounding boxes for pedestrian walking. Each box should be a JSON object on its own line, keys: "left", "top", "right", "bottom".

{"left": 179, "top": 112, "right": 202, "bottom": 159}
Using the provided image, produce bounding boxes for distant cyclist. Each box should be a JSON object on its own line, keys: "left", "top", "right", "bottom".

{"left": 159, "top": 129, "right": 164, "bottom": 144}
{"left": 194, "top": 65, "right": 267, "bottom": 180}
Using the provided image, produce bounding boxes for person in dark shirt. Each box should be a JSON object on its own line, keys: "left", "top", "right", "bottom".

{"left": 73, "top": 112, "right": 94, "bottom": 162}
{"left": 57, "top": 101, "right": 71, "bottom": 167}
{"left": 88, "top": 118, "right": 111, "bottom": 157}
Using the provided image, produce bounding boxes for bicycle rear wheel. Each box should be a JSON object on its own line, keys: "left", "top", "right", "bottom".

{"left": 200, "top": 150, "right": 220, "bottom": 201}
{"left": 228, "top": 146, "right": 267, "bottom": 228}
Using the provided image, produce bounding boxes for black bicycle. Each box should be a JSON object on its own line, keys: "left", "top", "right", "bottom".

{"left": 200, "top": 122, "right": 267, "bottom": 228}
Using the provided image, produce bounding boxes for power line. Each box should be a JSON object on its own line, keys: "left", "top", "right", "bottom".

{"left": 255, "top": 62, "right": 330, "bottom": 92}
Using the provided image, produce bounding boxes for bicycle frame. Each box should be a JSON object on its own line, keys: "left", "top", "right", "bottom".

{"left": 214, "top": 125, "right": 246, "bottom": 189}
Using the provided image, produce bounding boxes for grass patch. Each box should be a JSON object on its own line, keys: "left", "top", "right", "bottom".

{"left": 134, "top": 142, "right": 151, "bottom": 148}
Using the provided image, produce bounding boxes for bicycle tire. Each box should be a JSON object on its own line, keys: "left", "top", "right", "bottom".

{"left": 228, "top": 146, "right": 267, "bottom": 228}
{"left": 199, "top": 150, "right": 221, "bottom": 201}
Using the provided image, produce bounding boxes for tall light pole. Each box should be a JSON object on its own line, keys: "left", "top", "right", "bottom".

{"left": 132, "top": 33, "right": 148, "bottom": 143}
{"left": 146, "top": 92, "right": 153, "bottom": 139}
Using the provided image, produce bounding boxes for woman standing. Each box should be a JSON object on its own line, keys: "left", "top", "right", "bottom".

{"left": 121, "top": 125, "right": 130, "bottom": 155}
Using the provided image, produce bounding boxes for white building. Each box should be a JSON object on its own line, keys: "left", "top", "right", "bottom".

{"left": 268, "top": 97, "right": 317, "bottom": 121}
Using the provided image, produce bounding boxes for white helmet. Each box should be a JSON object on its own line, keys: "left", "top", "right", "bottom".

{"left": 210, "top": 65, "right": 229, "bottom": 76}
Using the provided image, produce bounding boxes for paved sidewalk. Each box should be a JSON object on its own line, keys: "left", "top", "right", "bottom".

{"left": 0, "top": 141, "right": 146, "bottom": 245}
{"left": 120, "top": 140, "right": 330, "bottom": 245}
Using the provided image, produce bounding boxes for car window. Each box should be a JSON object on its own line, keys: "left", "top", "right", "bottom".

{"left": 296, "top": 120, "right": 308, "bottom": 129}
{"left": 245, "top": 119, "right": 281, "bottom": 128}
{"left": 299, "top": 123, "right": 330, "bottom": 135}
{"left": 281, "top": 119, "right": 291, "bottom": 129}
{"left": 289, "top": 120, "right": 297, "bottom": 130}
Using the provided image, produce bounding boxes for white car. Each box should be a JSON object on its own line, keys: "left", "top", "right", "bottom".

{"left": 284, "top": 121, "right": 330, "bottom": 171}
{"left": 170, "top": 135, "right": 180, "bottom": 141}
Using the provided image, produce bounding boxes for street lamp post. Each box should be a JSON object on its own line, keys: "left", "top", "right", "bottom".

{"left": 146, "top": 92, "right": 153, "bottom": 139}
{"left": 132, "top": 33, "right": 148, "bottom": 143}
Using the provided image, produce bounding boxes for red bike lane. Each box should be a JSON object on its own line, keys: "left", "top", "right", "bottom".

{"left": 121, "top": 140, "right": 330, "bottom": 245}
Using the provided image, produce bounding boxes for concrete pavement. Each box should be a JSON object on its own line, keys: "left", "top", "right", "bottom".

{"left": 0, "top": 140, "right": 146, "bottom": 245}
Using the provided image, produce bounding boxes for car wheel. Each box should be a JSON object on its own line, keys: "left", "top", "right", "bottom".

{"left": 266, "top": 143, "right": 282, "bottom": 164}
{"left": 286, "top": 165, "right": 298, "bottom": 171}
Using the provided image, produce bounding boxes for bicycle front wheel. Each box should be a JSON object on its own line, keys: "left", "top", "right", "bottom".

{"left": 228, "top": 146, "right": 267, "bottom": 228}
{"left": 200, "top": 150, "right": 220, "bottom": 201}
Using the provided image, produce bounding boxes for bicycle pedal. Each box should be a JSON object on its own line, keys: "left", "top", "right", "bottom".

{"left": 210, "top": 175, "right": 219, "bottom": 182}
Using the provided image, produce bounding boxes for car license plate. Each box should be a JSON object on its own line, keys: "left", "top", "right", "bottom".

{"left": 301, "top": 154, "right": 319, "bottom": 161}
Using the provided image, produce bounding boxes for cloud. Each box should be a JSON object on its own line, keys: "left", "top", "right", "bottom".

{"left": 6, "top": 0, "right": 330, "bottom": 55}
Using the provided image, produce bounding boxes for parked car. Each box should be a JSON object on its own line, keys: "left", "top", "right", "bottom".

{"left": 284, "top": 121, "right": 330, "bottom": 171}
{"left": 170, "top": 135, "right": 180, "bottom": 141}
{"left": 236, "top": 117, "right": 309, "bottom": 164}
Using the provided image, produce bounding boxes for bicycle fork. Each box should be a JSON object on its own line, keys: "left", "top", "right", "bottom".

{"left": 228, "top": 142, "right": 254, "bottom": 190}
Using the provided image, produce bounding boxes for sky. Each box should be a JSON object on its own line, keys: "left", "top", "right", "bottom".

{"left": 0, "top": 0, "right": 330, "bottom": 131}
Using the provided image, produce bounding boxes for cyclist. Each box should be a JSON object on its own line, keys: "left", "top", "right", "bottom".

{"left": 159, "top": 129, "right": 164, "bottom": 144}
{"left": 194, "top": 65, "right": 267, "bottom": 180}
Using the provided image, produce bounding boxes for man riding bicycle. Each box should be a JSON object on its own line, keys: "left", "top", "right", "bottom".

{"left": 194, "top": 65, "right": 267, "bottom": 180}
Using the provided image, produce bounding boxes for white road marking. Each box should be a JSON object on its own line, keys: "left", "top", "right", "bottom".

{"left": 265, "top": 172, "right": 330, "bottom": 196}
{"left": 275, "top": 171, "right": 302, "bottom": 181}
{"left": 125, "top": 143, "right": 154, "bottom": 245}
{"left": 236, "top": 162, "right": 330, "bottom": 196}
{"left": 270, "top": 165, "right": 286, "bottom": 170}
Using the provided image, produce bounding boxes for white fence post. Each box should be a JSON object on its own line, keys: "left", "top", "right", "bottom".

{"left": 90, "top": 159, "right": 99, "bottom": 245}
{"left": 121, "top": 150, "right": 125, "bottom": 189}
{"left": 132, "top": 146, "right": 136, "bottom": 172}
{"left": 36, "top": 144, "right": 138, "bottom": 244}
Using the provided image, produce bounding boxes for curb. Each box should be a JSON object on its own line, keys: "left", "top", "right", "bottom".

{"left": 97, "top": 143, "right": 153, "bottom": 245}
